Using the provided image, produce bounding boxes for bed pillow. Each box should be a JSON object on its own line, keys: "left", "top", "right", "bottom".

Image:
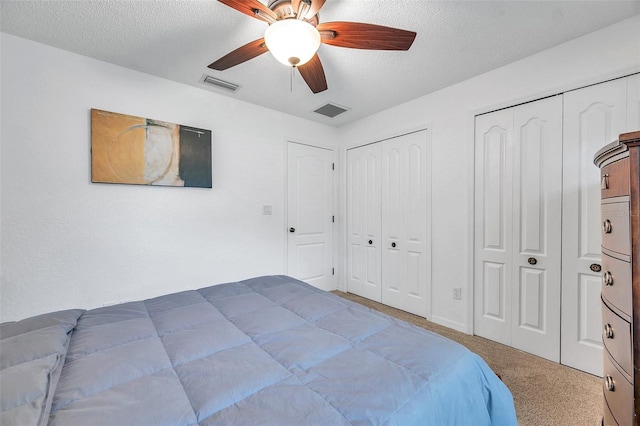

{"left": 0, "top": 309, "right": 84, "bottom": 426}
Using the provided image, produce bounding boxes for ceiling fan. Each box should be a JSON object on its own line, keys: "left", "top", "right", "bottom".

{"left": 208, "top": 0, "right": 417, "bottom": 94}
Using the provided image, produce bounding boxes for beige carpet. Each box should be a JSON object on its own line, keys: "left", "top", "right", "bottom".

{"left": 333, "top": 291, "right": 603, "bottom": 426}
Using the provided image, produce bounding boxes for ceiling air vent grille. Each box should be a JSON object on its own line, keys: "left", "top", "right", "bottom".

{"left": 313, "top": 103, "right": 349, "bottom": 118}
{"left": 200, "top": 74, "right": 240, "bottom": 92}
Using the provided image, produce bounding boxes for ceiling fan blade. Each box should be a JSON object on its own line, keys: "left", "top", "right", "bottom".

{"left": 297, "top": 54, "right": 327, "bottom": 94}
{"left": 208, "top": 38, "right": 268, "bottom": 70}
{"left": 304, "top": 0, "right": 326, "bottom": 19}
{"left": 317, "top": 21, "right": 416, "bottom": 50}
{"left": 218, "top": 0, "right": 277, "bottom": 23}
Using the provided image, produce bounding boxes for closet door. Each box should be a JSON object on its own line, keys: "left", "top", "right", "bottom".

{"left": 347, "top": 143, "right": 382, "bottom": 301}
{"left": 474, "top": 108, "right": 514, "bottom": 346}
{"left": 474, "top": 96, "right": 563, "bottom": 362}
{"left": 510, "top": 96, "right": 563, "bottom": 361}
{"left": 380, "top": 130, "right": 428, "bottom": 316}
{"left": 561, "top": 77, "right": 631, "bottom": 376}
{"left": 628, "top": 73, "right": 640, "bottom": 129}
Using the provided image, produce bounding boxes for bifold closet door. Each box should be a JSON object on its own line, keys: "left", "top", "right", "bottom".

{"left": 347, "top": 143, "right": 382, "bottom": 301}
{"left": 347, "top": 130, "right": 429, "bottom": 316}
{"left": 380, "top": 131, "right": 428, "bottom": 316}
{"left": 474, "top": 95, "right": 563, "bottom": 362}
{"left": 561, "top": 74, "right": 639, "bottom": 376}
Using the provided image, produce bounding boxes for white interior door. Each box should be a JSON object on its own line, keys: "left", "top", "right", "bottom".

{"left": 380, "top": 130, "right": 428, "bottom": 316}
{"left": 474, "top": 96, "right": 562, "bottom": 362}
{"left": 627, "top": 73, "right": 640, "bottom": 129}
{"left": 561, "top": 77, "right": 630, "bottom": 376}
{"left": 287, "top": 142, "right": 334, "bottom": 291}
{"left": 474, "top": 108, "right": 514, "bottom": 346}
{"left": 347, "top": 143, "right": 382, "bottom": 301}
{"left": 510, "top": 96, "right": 563, "bottom": 362}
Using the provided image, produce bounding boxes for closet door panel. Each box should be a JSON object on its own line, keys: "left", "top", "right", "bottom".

{"left": 347, "top": 144, "right": 382, "bottom": 301}
{"left": 562, "top": 77, "right": 629, "bottom": 376}
{"left": 474, "top": 109, "right": 514, "bottom": 346}
{"left": 405, "top": 140, "right": 427, "bottom": 310}
{"left": 628, "top": 73, "right": 640, "bottom": 130}
{"left": 381, "top": 130, "right": 428, "bottom": 316}
{"left": 511, "top": 96, "right": 562, "bottom": 362}
{"left": 381, "top": 146, "right": 403, "bottom": 304}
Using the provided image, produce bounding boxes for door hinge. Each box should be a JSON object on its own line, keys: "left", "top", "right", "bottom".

{"left": 332, "top": 215, "right": 335, "bottom": 223}
{"left": 332, "top": 268, "right": 335, "bottom": 275}
{"left": 332, "top": 163, "right": 335, "bottom": 170}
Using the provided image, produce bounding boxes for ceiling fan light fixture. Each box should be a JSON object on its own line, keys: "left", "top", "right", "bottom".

{"left": 264, "top": 19, "right": 321, "bottom": 67}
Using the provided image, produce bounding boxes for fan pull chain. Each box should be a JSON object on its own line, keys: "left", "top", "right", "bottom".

{"left": 290, "top": 66, "right": 294, "bottom": 93}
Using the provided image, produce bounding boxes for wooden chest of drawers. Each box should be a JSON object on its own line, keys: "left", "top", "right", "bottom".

{"left": 594, "top": 131, "right": 640, "bottom": 426}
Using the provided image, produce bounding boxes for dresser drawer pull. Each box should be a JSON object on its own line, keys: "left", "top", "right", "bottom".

{"left": 603, "top": 271, "right": 614, "bottom": 286}
{"left": 603, "top": 219, "right": 612, "bottom": 234}
{"left": 605, "top": 375, "right": 615, "bottom": 392}
{"left": 601, "top": 173, "right": 609, "bottom": 190}
{"left": 590, "top": 263, "right": 601, "bottom": 273}
{"left": 603, "top": 323, "right": 614, "bottom": 339}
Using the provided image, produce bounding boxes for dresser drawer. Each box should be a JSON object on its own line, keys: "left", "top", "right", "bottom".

{"left": 601, "top": 253, "right": 632, "bottom": 318}
{"left": 603, "top": 352, "right": 633, "bottom": 426}
{"left": 601, "top": 158, "right": 630, "bottom": 199}
{"left": 603, "top": 399, "right": 619, "bottom": 426}
{"left": 601, "top": 200, "right": 631, "bottom": 255}
{"left": 602, "top": 300, "right": 632, "bottom": 378}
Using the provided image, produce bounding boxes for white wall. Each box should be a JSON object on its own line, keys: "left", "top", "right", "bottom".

{"left": 0, "top": 33, "right": 339, "bottom": 322}
{"left": 338, "top": 14, "right": 640, "bottom": 333}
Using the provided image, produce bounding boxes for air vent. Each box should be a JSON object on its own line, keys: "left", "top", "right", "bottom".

{"left": 313, "top": 103, "right": 349, "bottom": 118}
{"left": 200, "top": 74, "right": 240, "bottom": 92}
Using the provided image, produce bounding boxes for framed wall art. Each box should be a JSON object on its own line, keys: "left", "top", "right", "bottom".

{"left": 91, "top": 109, "right": 212, "bottom": 188}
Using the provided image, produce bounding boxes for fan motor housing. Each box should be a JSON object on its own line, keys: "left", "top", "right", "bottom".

{"left": 267, "top": 0, "right": 319, "bottom": 25}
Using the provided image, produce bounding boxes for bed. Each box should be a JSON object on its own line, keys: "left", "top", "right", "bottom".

{"left": 1, "top": 275, "right": 517, "bottom": 425}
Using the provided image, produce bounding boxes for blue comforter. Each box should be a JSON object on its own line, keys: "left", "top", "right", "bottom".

{"left": 1, "top": 275, "right": 517, "bottom": 425}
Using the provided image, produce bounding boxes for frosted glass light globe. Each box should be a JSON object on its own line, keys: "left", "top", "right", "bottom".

{"left": 264, "top": 19, "right": 321, "bottom": 67}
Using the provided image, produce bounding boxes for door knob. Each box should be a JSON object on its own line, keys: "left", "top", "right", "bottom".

{"left": 527, "top": 257, "right": 537, "bottom": 265}
{"left": 289, "top": 227, "right": 296, "bottom": 233}
{"left": 391, "top": 242, "right": 396, "bottom": 248}
{"left": 590, "top": 263, "right": 602, "bottom": 273}
{"left": 368, "top": 240, "right": 373, "bottom": 245}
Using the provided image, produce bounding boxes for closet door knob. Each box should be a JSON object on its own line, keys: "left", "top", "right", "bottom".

{"left": 368, "top": 240, "right": 373, "bottom": 245}
{"left": 603, "top": 219, "right": 612, "bottom": 234}
{"left": 590, "top": 263, "right": 602, "bottom": 273}
{"left": 289, "top": 227, "right": 296, "bottom": 233}
{"left": 603, "top": 271, "right": 613, "bottom": 286}
{"left": 527, "top": 257, "right": 537, "bottom": 265}
{"left": 391, "top": 242, "right": 396, "bottom": 248}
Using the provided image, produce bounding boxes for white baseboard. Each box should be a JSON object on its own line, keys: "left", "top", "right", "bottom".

{"left": 430, "top": 315, "right": 470, "bottom": 335}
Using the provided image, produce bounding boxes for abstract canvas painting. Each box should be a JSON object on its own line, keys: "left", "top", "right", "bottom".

{"left": 91, "top": 109, "right": 212, "bottom": 188}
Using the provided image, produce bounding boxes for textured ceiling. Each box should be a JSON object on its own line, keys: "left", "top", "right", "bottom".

{"left": 2, "top": 1, "right": 639, "bottom": 127}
